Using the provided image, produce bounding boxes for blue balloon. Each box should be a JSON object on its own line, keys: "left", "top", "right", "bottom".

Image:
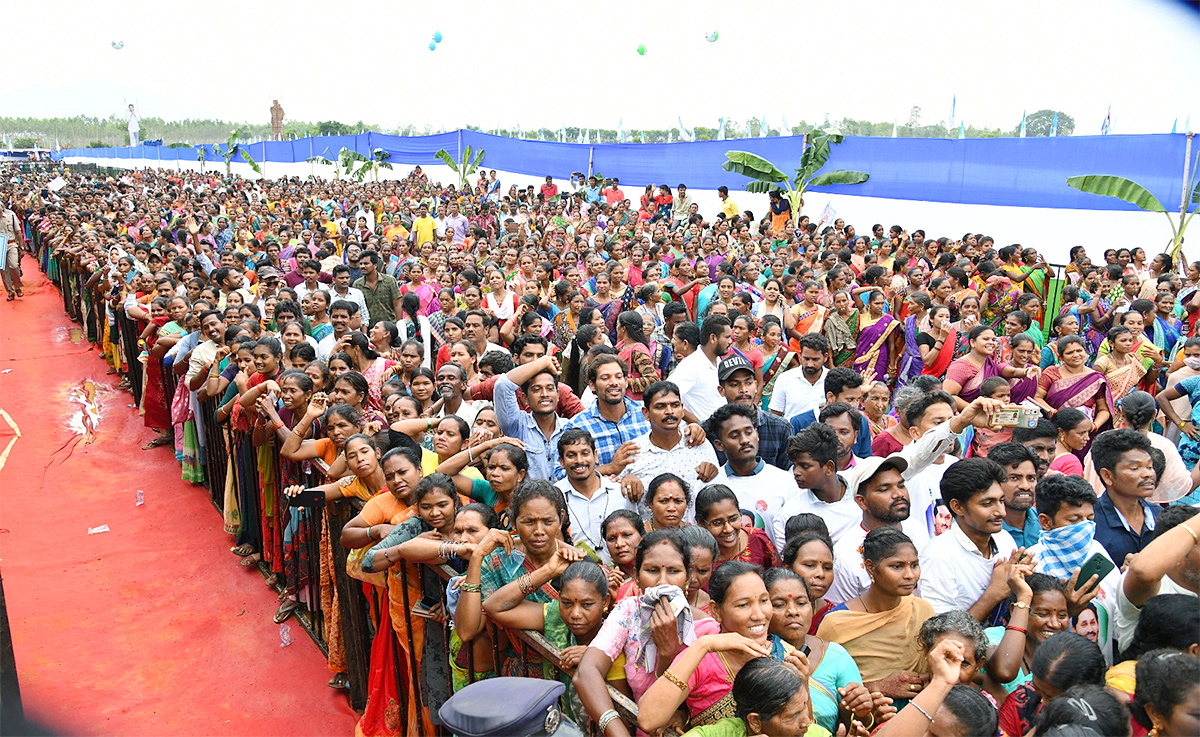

{"left": 429, "top": 41, "right": 437, "bottom": 51}
{"left": 433, "top": 31, "right": 443, "bottom": 43}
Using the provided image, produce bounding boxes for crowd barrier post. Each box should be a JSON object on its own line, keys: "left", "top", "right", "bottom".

{"left": 326, "top": 498, "right": 372, "bottom": 711}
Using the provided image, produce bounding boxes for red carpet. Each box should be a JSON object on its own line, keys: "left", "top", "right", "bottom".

{"left": 0, "top": 254, "right": 359, "bottom": 736}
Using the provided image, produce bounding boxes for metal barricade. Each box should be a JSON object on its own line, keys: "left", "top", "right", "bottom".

{"left": 197, "top": 396, "right": 226, "bottom": 512}
{"left": 326, "top": 498, "right": 372, "bottom": 712}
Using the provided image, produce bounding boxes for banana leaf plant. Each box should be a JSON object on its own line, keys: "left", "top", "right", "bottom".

{"left": 211, "top": 130, "right": 262, "bottom": 177}
{"left": 337, "top": 147, "right": 367, "bottom": 180}
{"left": 723, "top": 128, "right": 868, "bottom": 223}
{"left": 435, "top": 145, "right": 486, "bottom": 190}
{"left": 346, "top": 148, "right": 394, "bottom": 182}
{"left": 1067, "top": 147, "right": 1200, "bottom": 258}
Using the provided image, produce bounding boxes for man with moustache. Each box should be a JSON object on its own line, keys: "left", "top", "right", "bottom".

{"left": 988, "top": 443, "right": 1043, "bottom": 549}
{"left": 434, "top": 362, "right": 483, "bottom": 427}
{"left": 825, "top": 454, "right": 938, "bottom": 604}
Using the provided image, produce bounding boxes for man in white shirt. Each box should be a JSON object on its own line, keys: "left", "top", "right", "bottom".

{"left": 667, "top": 314, "right": 730, "bottom": 423}
{"left": 826, "top": 455, "right": 938, "bottom": 604}
{"left": 919, "top": 458, "right": 1022, "bottom": 623}
{"left": 621, "top": 381, "right": 719, "bottom": 523}
{"left": 328, "top": 265, "right": 371, "bottom": 325}
{"left": 773, "top": 423, "right": 862, "bottom": 549}
{"left": 317, "top": 300, "right": 357, "bottom": 361}
{"left": 1112, "top": 505, "right": 1198, "bottom": 652}
{"left": 126, "top": 104, "right": 140, "bottom": 146}
{"left": 554, "top": 429, "right": 633, "bottom": 563}
{"left": 769, "top": 334, "right": 830, "bottom": 420}
{"left": 707, "top": 402, "right": 795, "bottom": 538}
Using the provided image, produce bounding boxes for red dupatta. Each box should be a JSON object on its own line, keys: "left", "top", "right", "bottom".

{"left": 923, "top": 326, "right": 958, "bottom": 377}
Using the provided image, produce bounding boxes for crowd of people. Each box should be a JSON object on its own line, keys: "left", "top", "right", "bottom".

{"left": 3, "top": 159, "right": 1199, "bottom": 737}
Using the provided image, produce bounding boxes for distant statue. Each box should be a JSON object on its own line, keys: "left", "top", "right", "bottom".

{"left": 270, "top": 100, "right": 285, "bottom": 140}
{"left": 126, "top": 103, "right": 140, "bottom": 146}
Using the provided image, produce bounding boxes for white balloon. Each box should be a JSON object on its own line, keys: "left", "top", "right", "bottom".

{"left": 704, "top": 31, "right": 719, "bottom": 42}
{"left": 111, "top": 40, "right": 124, "bottom": 50}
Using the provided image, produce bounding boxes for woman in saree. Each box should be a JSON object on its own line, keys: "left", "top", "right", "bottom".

{"left": 753, "top": 278, "right": 793, "bottom": 333}
{"left": 951, "top": 296, "right": 981, "bottom": 359}
{"left": 601, "top": 510, "right": 644, "bottom": 592}
{"left": 1099, "top": 309, "right": 1164, "bottom": 392}
{"left": 462, "top": 480, "right": 585, "bottom": 678}
{"left": 616, "top": 310, "right": 660, "bottom": 402}
{"left": 1151, "top": 290, "right": 1183, "bottom": 366}
{"left": 1092, "top": 326, "right": 1148, "bottom": 419}
{"left": 817, "top": 527, "right": 934, "bottom": 710}
{"left": 1033, "top": 336, "right": 1113, "bottom": 433}
{"left": 552, "top": 290, "right": 586, "bottom": 351}
{"left": 861, "top": 381, "right": 898, "bottom": 440}
{"left": 361, "top": 473, "right": 480, "bottom": 720}
{"left": 485, "top": 559, "right": 622, "bottom": 721}
{"left": 764, "top": 568, "right": 879, "bottom": 734}
{"left": 820, "top": 290, "right": 858, "bottom": 369}
{"left": 943, "top": 325, "right": 1036, "bottom": 410}
{"left": 759, "top": 318, "right": 796, "bottom": 412}
{"left": 1039, "top": 312, "right": 1079, "bottom": 368}
{"left": 852, "top": 290, "right": 900, "bottom": 385}
{"left": 1179, "top": 260, "right": 1200, "bottom": 337}
{"left": 698, "top": 485, "right": 781, "bottom": 574}
{"left": 575, "top": 530, "right": 720, "bottom": 734}
{"left": 789, "top": 280, "right": 829, "bottom": 352}
{"left": 235, "top": 336, "right": 289, "bottom": 581}
{"left": 339, "top": 331, "right": 399, "bottom": 412}
{"left": 978, "top": 261, "right": 1022, "bottom": 331}
{"left": 607, "top": 260, "right": 638, "bottom": 316}
{"left": 945, "top": 267, "right": 977, "bottom": 320}
{"left": 917, "top": 304, "right": 956, "bottom": 379}
{"left": 897, "top": 293, "right": 932, "bottom": 387}
{"left": 586, "top": 271, "right": 621, "bottom": 342}
{"left": 681, "top": 657, "right": 836, "bottom": 737}
{"left": 329, "top": 371, "right": 387, "bottom": 431}
{"left": 1008, "top": 333, "right": 1041, "bottom": 404}
{"left": 141, "top": 297, "right": 184, "bottom": 448}
{"left": 328, "top": 445, "right": 423, "bottom": 737}
{"left": 638, "top": 562, "right": 801, "bottom": 733}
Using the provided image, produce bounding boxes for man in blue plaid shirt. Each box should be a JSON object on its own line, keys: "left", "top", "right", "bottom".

{"left": 564, "top": 354, "right": 650, "bottom": 475}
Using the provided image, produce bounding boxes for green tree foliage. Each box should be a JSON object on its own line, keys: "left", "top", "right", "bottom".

{"left": 1016, "top": 110, "right": 1074, "bottom": 137}
{"left": 317, "top": 121, "right": 355, "bottom": 136}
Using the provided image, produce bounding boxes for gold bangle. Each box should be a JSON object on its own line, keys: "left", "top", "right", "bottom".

{"left": 1184, "top": 523, "right": 1200, "bottom": 545}
{"left": 663, "top": 669, "right": 689, "bottom": 694}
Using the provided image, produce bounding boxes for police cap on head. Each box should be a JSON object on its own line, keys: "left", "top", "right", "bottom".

{"left": 438, "top": 677, "right": 583, "bottom": 737}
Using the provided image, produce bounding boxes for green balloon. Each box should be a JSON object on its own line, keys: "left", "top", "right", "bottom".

{"left": 636, "top": 44, "right": 646, "bottom": 56}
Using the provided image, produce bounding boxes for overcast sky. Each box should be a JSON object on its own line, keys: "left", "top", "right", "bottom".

{"left": 6, "top": 0, "right": 1199, "bottom": 135}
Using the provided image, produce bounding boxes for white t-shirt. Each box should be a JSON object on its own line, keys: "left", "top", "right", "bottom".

{"left": 919, "top": 522, "right": 1018, "bottom": 614}
{"left": 667, "top": 350, "right": 722, "bottom": 423}
{"left": 712, "top": 461, "right": 797, "bottom": 539}
{"left": 768, "top": 367, "right": 827, "bottom": 420}
{"left": 771, "top": 480, "right": 860, "bottom": 551}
